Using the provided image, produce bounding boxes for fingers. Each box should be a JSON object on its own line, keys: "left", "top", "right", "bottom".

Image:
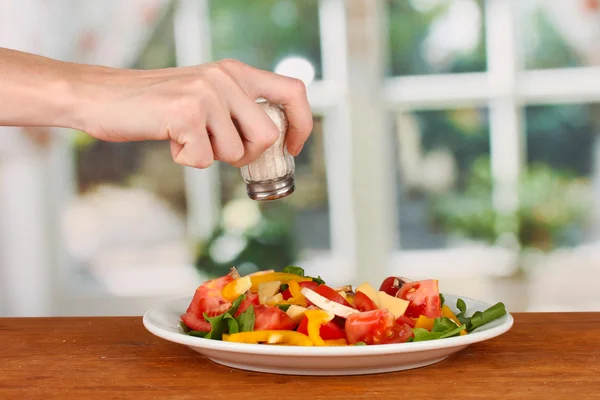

{"left": 225, "top": 93, "right": 280, "bottom": 168}
{"left": 166, "top": 59, "right": 313, "bottom": 170}
{"left": 205, "top": 100, "right": 245, "bottom": 165}
{"left": 169, "top": 124, "right": 214, "bottom": 169}
{"left": 219, "top": 59, "right": 313, "bottom": 156}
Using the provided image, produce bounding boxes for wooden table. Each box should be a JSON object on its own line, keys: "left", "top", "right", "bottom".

{"left": 1, "top": 313, "right": 599, "bottom": 399}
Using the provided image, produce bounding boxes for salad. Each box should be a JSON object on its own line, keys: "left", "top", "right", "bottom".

{"left": 179, "top": 266, "right": 507, "bottom": 346}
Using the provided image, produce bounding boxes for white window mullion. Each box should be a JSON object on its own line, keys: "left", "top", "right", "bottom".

{"left": 486, "top": 0, "right": 524, "bottom": 240}
{"left": 383, "top": 73, "right": 491, "bottom": 110}
{"left": 300, "top": 0, "right": 355, "bottom": 284}
{"left": 343, "top": 0, "right": 395, "bottom": 285}
{"left": 173, "top": 0, "right": 221, "bottom": 241}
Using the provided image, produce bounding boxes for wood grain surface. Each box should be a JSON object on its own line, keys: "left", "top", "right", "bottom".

{"left": 1, "top": 313, "right": 599, "bottom": 400}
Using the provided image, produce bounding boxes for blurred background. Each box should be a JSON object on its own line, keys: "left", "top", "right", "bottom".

{"left": 1, "top": 0, "right": 599, "bottom": 317}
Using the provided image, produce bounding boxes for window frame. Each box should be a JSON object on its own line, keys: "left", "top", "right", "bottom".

{"left": 37, "top": 0, "right": 600, "bottom": 315}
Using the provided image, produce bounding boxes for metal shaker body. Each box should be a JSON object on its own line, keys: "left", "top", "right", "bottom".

{"left": 241, "top": 100, "right": 295, "bottom": 201}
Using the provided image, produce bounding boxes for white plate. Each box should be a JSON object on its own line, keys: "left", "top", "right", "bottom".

{"left": 143, "top": 294, "right": 513, "bottom": 376}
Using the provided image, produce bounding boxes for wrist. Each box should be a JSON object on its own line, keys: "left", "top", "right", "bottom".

{"left": 56, "top": 63, "right": 109, "bottom": 132}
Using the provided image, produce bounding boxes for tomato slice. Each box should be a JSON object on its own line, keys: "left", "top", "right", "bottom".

{"left": 180, "top": 311, "right": 211, "bottom": 332}
{"left": 353, "top": 291, "right": 378, "bottom": 312}
{"left": 253, "top": 305, "right": 297, "bottom": 331}
{"left": 379, "top": 276, "right": 404, "bottom": 297}
{"left": 180, "top": 274, "right": 235, "bottom": 331}
{"left": 395, "top": 314, "right": 416, "bottom": 328}
{"left": 345, "top": 309, "right": 413, "bottom": 345}
{"left": 281, "top": 281, "right": 319, "bottom": 300}
{"left": 296, "top": 316, "right": 346, "bottom": 340}
{"left": 396, "top": 279, "right": 442, "bottom": 319}
{"left": 311, "top": 285, "right": 352, "bottom": 307}
{"left": 234, "top": 292, "right": 260, "bottom": 318}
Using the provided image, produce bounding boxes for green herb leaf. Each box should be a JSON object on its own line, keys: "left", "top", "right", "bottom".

{"left": 201, "top": 294, "right": 246, "bottom": 340}
{"left": 223, "top": 314, "right": 239, "bottom": 335}
{"left": 280, "top": 284, "right": 289, "bottom": 292}
{"left": 457, "top": 298, "right": 467, "bottom": 314}
{"left": 467, "top": 302, "right": 506, "bottom": 332}
{"left": 181, "top": 321, "right": 208, "bottom": 338}
{"left": 283, "top": 266, "right": 305, "bottom": 276}
{"left": 451, "top": 298, "right": 507, "bottom": 332}
{"left": 276, "top": 304, "right": 291, "bottom": 312}
{"left": 411, "top": 328, "right": 443, "bottom": 342}
{"left": 457, "top": 314, "right": 471, "bottom": 326}
{"left": 312, "top": 275, "right": 326, "bottom": 285}
{"left": 439, "top": 324, "right": 465, "bottom": 339}
{"left": 236, "top": 305, "right": 255, "bottom": 332}
{"left": 228, "top": 295, "right": 245, "bottom": 316}
{"left": 432, "top": 317, "right": 458, "bottom": 333}
{"left": 414, "top": 317, "right": 466, "bottom": 341}
{"left": 180, "top": 321, "right": 191, "bottom": 333}
{"left": 188, "top": 330, "right": 209, "bottom": 338}
{"left": 439, "top": 293, "right": 445, "bottom": 307}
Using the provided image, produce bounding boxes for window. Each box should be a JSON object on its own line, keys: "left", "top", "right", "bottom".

{"left": 55, "top": 4, "right": 205, "bottom": 313}
{"left": 36, "top": 0, "right": 600, "bottom": 316}
{"left": 393, "top": 108, "right": 491, "bottom": 250}
{"left": 387, "top": 0, "right": 487, "bottom": 76}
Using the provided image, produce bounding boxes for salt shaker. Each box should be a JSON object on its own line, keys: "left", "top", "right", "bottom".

{"left": 241, "top": 100, "right": 295, "bottom": 201}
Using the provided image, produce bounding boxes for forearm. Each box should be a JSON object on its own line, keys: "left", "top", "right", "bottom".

{"left": 0, "top": 47, "right": 85, "bottom": 130}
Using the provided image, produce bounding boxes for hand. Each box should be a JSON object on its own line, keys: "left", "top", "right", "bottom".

{"left": 73, "top": 59, "right": 313, "bottom": 168}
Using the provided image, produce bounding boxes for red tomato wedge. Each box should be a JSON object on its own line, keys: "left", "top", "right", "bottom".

{"left": 353, "top": 291, "right": 378, "bottom": 312}
{"left": 345, "top": 309, "right": 413, "bottom": 345}
{"left": 281, "top": 281, "right": 320, "bottom": 300}
{"left": 379, "top": 276, "right": 403, "bottom": 297}
{"left": 311, "top": 285, "right": 352, "bottom": 307}
{"left": 296, "top": 316, "right": 346, "bottom": 340}
{"left": 180, "top": 312, "right": 211, "bottom": 332}
{"left": 396, "top": 279, "right": 442, "bottom": 319}
{"left": 234, "top": 292, "right": 260, "bottom": 318}
{"left": 395, "top": 314, "right": 416, "bottom": 328}
{"left": 180, "top": 273, "right": 234, "bottom": 331}
{"left": 253, "top": 305, "right": 297, "bottom": 331}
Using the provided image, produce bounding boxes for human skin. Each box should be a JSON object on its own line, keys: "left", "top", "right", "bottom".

{"left": 0, "top": 47, "right": 313, "bottom": 168}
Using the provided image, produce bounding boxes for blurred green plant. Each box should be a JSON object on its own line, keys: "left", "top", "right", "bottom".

{"left": 194, "top": 197, "right": 297, "bottom": 278}
{"left": 387, "top": 0, "right": 487, "bottom": 76}
{"left": 431, "top": 156, "right": 593, "bottom": 251}
{"left": 210, "top": 0, "right": 321, "bottom": 76}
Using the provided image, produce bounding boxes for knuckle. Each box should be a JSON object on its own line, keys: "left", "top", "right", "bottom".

{"left": 231, "top": 145, "right": 245, "bottom": 162}
{"left": 203, "top": 63, "right": 228, "bottom": 81}
{"left": 194, "top": 156, "right": 214, "bottom": 169}
{"left": 189, "top": 78, "right": 219, "bottom": 102}
{"left": 169, "top": 95, "right": 203, "bottom": 125}
{"left": 217, "top": 58, "right": 242, "bottom": 71}
{"left": 288, "top": 77, "right": 307, "bottom": 96}
{"left": 256, "top": 130, "right": 278, "bottom": 149}
{"left": 219, "top": 145, "right": 244, "bottom": 164}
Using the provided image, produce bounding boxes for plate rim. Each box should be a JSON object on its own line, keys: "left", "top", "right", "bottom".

{"left": 143, "top": 293, "right": 514, "bottom": 357}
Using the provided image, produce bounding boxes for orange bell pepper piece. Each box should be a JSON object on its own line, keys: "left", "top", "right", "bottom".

{"left": 414, "top": 315, "right": 435, "bottom": 331}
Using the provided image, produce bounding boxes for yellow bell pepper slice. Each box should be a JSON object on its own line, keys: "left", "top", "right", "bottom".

{"left": 223, "top": 330, "right": 313, "bottom": 346}
{"left": 249, "top": 273, "right": 312, "bottom": 292}
{"left": 287, "top": 280, "right": 307, "bottom": 307}
{"left": 441, "top": 305, "right": 462, "bottom": 326}
{"left": 345, "top": 294, "right": 355, "bottom": 307}
{"left": 221, "top": 276, "right": 252, "bottom": 302}
{"left": 441, "top": 305, "right": 468, "bottom": 335}
{"left": 324, "top": 339, "right": 348, "bottom": 346}
{"left": 414, "top": 315, "right": 435, "bottom": 331}
{"left": 304, "top": 309, "right": 334, "bottom": 346}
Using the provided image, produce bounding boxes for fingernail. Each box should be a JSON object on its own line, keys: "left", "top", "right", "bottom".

{"left": 292, "top": 144, "right": 303, "bottom": 156}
